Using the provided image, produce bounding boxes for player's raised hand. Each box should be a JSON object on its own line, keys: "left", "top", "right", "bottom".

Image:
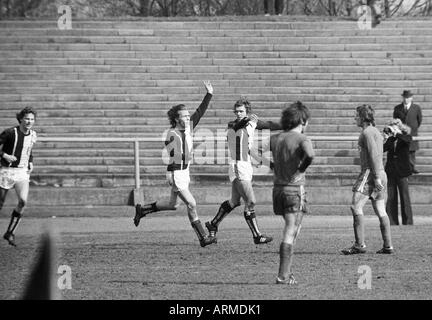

{"left": 203, "top": 80, "right": 213, "bottom": 95}
{"left": 248, "top": 113, "right": 259, "bottom": 123}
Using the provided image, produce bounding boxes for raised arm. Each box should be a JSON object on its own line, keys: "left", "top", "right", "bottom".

{"left": 191, "top": 80, "right": 213, "bottom": 129}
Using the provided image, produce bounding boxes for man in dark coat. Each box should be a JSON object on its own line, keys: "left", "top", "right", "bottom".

{"left": 383, "top": 119, "right": 413, "bottom": 225}
{"left": 393, "top": 90, "right": 422, "bottom": 174}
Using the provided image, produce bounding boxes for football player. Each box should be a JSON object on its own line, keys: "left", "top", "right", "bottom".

{"left": 133, "top": 81, "right": 217, "bottom": 248}
{"left": 341, "top": 104, "right": 394, "bottom": 255}
{"left": 270, "top": 101, "right": 314, "bottom": 284}
{"left": 1, "top": 107, "right": 38, "bottom": 246}
{"left": 205, "top": 98, "right": 281, "bottom": 245}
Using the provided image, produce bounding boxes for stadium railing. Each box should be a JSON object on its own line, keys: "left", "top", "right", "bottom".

{"left": 37, "top": 135, "right": 432, "bottom": 191}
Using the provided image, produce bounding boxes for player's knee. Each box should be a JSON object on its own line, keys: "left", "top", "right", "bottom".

{"left": 246, "top": 199, "right": 256, "bottom": 208}
{"left": 350, "top": 205, "right": 363, "bottom": 216}
{"left": 229, "top": 200, "right": 240, "bottom": 208}
{"left": 376, "top": 209, "right": 387, "bottom": 218}
{"left": 18, "top": 199, "right": 27, "bottom": 209}
{"left": 186, "top": 201, "right": 197, "bottom": 211}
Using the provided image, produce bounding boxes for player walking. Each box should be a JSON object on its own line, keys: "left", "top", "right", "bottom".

{"left": 270, "top": 101, "right": 314, "bottom": 284}
{"left": 341, "top": 104, "right": 394, "bottom": 255}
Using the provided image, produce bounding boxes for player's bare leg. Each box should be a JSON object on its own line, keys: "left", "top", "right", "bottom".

{"left": 0, "top": 187, "right": 8, "bottom": 211}
{"left": 3, "top": 180, "right": 28, "bottom": 246}
{"left": 372, "top": 199, "right": 394, "bottom": 254}
{"left": 341, "top": 192, "right": 368, "bottom": 255}
{"left": 293, "top": 211, "right": 303, "bottom": 244}
{"left": 177, "top": 189, "right": 216, "bottom": 247}
{"left": 276, "top": 213, "right": 297, "bottom": 285}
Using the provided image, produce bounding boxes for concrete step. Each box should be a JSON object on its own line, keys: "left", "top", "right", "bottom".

{"left": 2, "top": 35, "right": 432, "bottom": 45}
{"left": 2, "top": 115, "right": 432, "bottom": 127}
{"left": 3, "top": 58, "right": 432, "bottom": 67}
{"left": 2, "top": 86, "right": 432, "bottom": 97}
{"left": 1, "top": 18, "right": 432, "bottom": 29}
{"left": 30, "top": 147, "right": 432, "bottom": 158}
{"left": 2, "top": 79, "right": 432, "bottom": 88}
{"left": 1, "top": 181, "right": 431, "bottom": 216}
{"left": 31, "top": 156, "right": 432, "bottom": 167}
{"left": 30, "top": 164, "right": 432, "bottom": 176}
{"left": 3, "top": 50, "right": 432, "bottom": 60}
{"left": 27, "top": 171, "right": 432, "bottom": 188}
{"left": 20, "top": 124, "right": 432, "bottom": 135}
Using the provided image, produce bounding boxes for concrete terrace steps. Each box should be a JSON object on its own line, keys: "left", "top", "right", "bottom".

{"left": 0, "top": 18, "right": 431, "bottom": 201}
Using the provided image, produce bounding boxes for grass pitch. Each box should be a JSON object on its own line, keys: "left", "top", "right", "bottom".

{"left": 1, "top": 213, "right": 432, "bottom": 300}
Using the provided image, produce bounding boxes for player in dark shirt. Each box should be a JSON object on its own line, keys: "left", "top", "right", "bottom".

{"left": 133, "top": 81, "right": 217, "bottom": 248}
{"left": 1, "top": 107, "right": 37, "bottom": 246}
{"left": 270, "top": 101, "right": 314, "bottom": 284}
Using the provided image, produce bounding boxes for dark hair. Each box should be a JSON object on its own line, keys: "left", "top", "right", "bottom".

{"left": 167, "top": 104, "right": 187, "bottom": 128}
{"left": 16, "top": 106, "right": 37, "bottom": 123}
{"left": 356, "top": 104, "right": 375, "bottom": 126}
{"left": 233, "top": 98, "right": 252, "bottom": 114}
{"left": 280, "top": 101, "right": 310, "bottom": 131}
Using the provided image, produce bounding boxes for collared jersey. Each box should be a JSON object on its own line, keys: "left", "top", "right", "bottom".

{"left": 165, "top": 93, "right": 212, "bottom": 171}
{"left": 0, "top": 126, "right": 37, "bottom": 169}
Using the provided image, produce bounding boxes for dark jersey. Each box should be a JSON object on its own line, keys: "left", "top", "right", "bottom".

{"left": 0, "top": 126, "right": 37, "bottom": 169}
{"left": 165, "top": 93, "right": 212, "bottom": 171}
{"left": 270, "top": 130, "right": 314, "bottom": 186}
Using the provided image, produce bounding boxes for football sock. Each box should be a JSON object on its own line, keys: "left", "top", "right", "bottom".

{"left": 211, "top": 200, "right": 233, "bottom": 227}
{"left": 244, "top": 209, "right": 261, "bottom": 238}
{"left": 379, "top": 216, "right": 393, "bottom": 248}
{"left": 278, "top": 243, "right": 294, "bottom": 280}
{"left": 7, "top": 210, "right": 22, "bottom": 234}
{"left": 353, "top": 214, "right": 365, "bottom": 246}
{"left": 191, "top": 220, "right": 207, "bottom": 242}
{"left": 142, "top": 201, "right": 158, "bottom": 214}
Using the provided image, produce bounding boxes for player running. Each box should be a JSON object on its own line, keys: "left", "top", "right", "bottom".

{"left": 205, "top": 98, "right": 281, "bottom": 245}
{"left": 1, "top": 107, "right": 38, "bottom": 247}
{"left": 133, "top": 81, "right": 217, "bottom": 248}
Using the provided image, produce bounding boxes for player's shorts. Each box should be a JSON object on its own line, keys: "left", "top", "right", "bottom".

{"left": 272, "top": 185, "right": 308, "bottom": 215}
{"left": 228, "top": 161, "right": 253, "bottom": 182}
{"left": 0, "top": 167, "right": 30, "bottom": 189}
{"left": 352, "top": 169, "right": 387, "bottom": 200}
{"left": 231, "top": 178, "right": 256, "bottom": 206}
{"left": 166, "top": 168, "right": 190, "bottom": 192}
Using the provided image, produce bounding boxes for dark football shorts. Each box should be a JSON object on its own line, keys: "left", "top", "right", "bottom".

{"left": 272, "top": 185, "right": 308, "bottom": 215}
